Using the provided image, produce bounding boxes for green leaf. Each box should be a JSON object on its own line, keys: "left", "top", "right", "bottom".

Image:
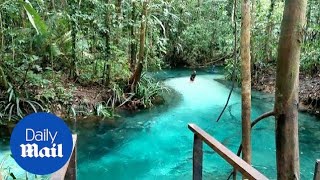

{"left": 8, "top": 103, "right": 14, "bottom": 121}
{"left": 151, "top": 15, "right": 166, "bottom": 38}
{"left": 19, "top": 0, "right": 47, "bottom": 35}
{"left": 25, "top": 100, "right": 37, "bottom": 113}
{"left": 50, "top": 43, "right": 63, "bottom": 56}
{"left": 29, "top": 101, "right": 44, "bottom": 111}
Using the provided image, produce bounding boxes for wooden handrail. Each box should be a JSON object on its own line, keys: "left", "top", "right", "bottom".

{"left": 314, "top": 160, "right": 320, "bottom": 180}
{"left": 51, "top": 134, "right": 77, "bottom": 180}
{"left": 188, "top": 123, "right": 268, "bottom": 180}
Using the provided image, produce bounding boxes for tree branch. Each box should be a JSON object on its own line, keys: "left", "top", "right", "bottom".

{"left": 251, "top": 111, "right": 275, "bottom": 128}
{"left": 228, "top": 111, "right": 275, "bottom": 179}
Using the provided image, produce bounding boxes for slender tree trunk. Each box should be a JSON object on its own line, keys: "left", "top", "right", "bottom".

{"left": 11, "top": 35, "right": 15, "bottom": 63}
{"left": 104, "top": 0, "right": 111, "bottom": 86}
{"left": 0, "top": 63, "right": 8, "bottom": 90}
{"left": 240, "top": 0, "right": 252, "bottom": 167}
{"left": 52, "top": 0, "right": 56, "bottom": 11}
{"left": 0, "top": 12, "right": 4, "bottom": 52}
{"left": 305, "top": 0, "right": 312, "bottom": 41}
{"left": 114, "top": 0, "right": 122, "bottom": 44}
{"left": 264, "top": 0, "right": 275, "bottom": 62}
{"left": 226, "top": 0, "right": 234, "bottom": 22}
{"left": 69, "top": 0, "right": 77, "bottom": 79}
{"left": 61, "top": 0, "right": 67, "bottom": 10}
{"left": 70, "top": 21, "right": 77, "bottom": 79}
{"left": 116, "top": 0, "right": 122, "bottom": 21}
{"left": 251, "top": 0, "right": 256, "bottom": 64}
{"left": 274, "top": 0, "right": 307, "bottom": 178}
{"left": 306, "top": 0, "right": 311, "bottom": 29}
{"left": 21, "top": 10, "right": 26, "bottom": 28}
{"left": 198, "top": 0, "right": 202, "bottom": 7}
{"left": 130, "top": 0, "right": 137, "bottom": 72}
{"left": 129, "top": 0, "right": 148, "bottom": 92}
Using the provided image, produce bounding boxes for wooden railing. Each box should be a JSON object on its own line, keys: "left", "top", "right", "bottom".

{"left": 51, "top": 134, "right": 77, "bottom": 180}
{"left": 188, "top": 123, "right": 268, "bottom": 180}
{"left": 314, "top": 160, "right": 320, "bottom": 180}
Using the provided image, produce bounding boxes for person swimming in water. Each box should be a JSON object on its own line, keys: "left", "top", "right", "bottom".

{"left": 211, "top": 65, "right": 215, "bottom": 73}
{"left": 190, "top": 70, "right": 196, "bottom": 81}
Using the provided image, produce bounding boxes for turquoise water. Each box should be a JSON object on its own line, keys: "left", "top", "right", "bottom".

{"left": 0, "top": 70, "right": 319, "bottom": 179}
{"left": 74, "top": 70, "right": 320, "bottom": 179}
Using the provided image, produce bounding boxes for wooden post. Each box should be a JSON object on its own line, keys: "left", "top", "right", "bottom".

{"left": 193, "top": 134, "right": 203, "bottom": 180}
{"left": 65, "top": 134, "right": 77, "bottom": 180}
{"left": 51, "top": 134, "right": 77, "bottom": 180}
{"left": 314, "top": 160, "right": 320, "bottom": 180}
{"left": 188, "top": 124, "right": 268, "bottom": 180}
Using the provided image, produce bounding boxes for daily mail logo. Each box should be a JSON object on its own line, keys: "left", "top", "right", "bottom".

{"left": 21, "top": 129, "right": 62, "bottom": 158}
{"left": 10, "top": 113, "right": 73, "bottom": 175}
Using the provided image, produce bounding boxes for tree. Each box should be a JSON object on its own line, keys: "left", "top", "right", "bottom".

{"left": 0, "top": 64, "right": 8, "bottom": 90}
{"left": 0, "top": 12, "right": 7, "bottom": 90}
{"left": 274, "top": 0, "right": 307, "bottom": 178}
{"left": 130, "top": 0, "right": 137, "bottom": 72}
{"left": 250, "top": 0, "right": 256, "bottom": 64}
{"left": 0, "top": 11, "right": 3, "bottom": 53}
{"left": 264, "top": 0, "right": 275, "bottom": 62}
{"left": 69, "top": 0, "right": 78, "bottom": 79}
{"left": 128, "top": 0, "right": 148, "bottom": 92}
{"left": 240, "top": 0, "right": 252, "bottom": 166}
{"left": 104, "top": 0, "right": 111, "bottom": 86}
{"left": 114, "top": 0, "right": 123, "bottom": 44}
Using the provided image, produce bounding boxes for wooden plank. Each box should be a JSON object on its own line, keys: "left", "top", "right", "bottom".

{"left": 314, "top": 159, "right": 320, "bottom": 180}
{"left": 188, "top": 124, "right": 268, "bottom": 180}
{"left": 65, "top": 134, "right": 77, "bottom": 180}
{"left": 51, "top": 134, "right": 77, "bottom": 180}
{"left": 193, "top": 134, "right": 203, "bottom": 180}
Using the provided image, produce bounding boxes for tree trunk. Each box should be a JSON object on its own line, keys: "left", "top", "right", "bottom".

{"left": 52, "top": 0, "right": 56, "bottom": 11}
{"left": 274, "top": 0, "right": 307, "bottom": 178}
{"left": 104, "top": 0, "right": 111, "bottom": 86}
{"left": 0, "top": 12, "right": 4, "bottom": 52}
{"left": 129, "top": 0, "right": 148, "bottom": 92}
{"left": 305, "top": 0, "right": 312, "bottom": 41}
{"left": 226, "top": 0, "right": 235, "bottom": 21}
{"left": 116, "top": 0, "right": 122, "bottom": 20}
{"left": 264, "top": 0, "right": 275, "bottom": 62}
{"left": 306, "top": 0, "right": 311, "bottom": 29}
{"left": 197, "top": 0, "right": 202, "bottom": 7}
{"left": 250, "top": 0, "right": 256, "bottom": 64}
{"left": 0, "top": 63, "right": 8, "bottom": 90}
{"left": 130, "top": 0, "right": 137, "bottom": 72}
{"left": 114, "top": 0, "right": 122, "bottom": 44}
{"left": 69, "top": 0, "right": 77, "bottom": 79}
{"left": 240, "top": 0, "right": 252, "bottom": 167}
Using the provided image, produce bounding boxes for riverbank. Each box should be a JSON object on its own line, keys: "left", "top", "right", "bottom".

{"left": 252, "top": 66, "right": 320, "bottom": 117}
{"left": 0, "top": 71, "right": 170, "bottom": 139}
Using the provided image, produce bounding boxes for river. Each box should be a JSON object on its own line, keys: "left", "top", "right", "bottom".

{"left": 0, "top": 69, "right": 319, "bottom": 179}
